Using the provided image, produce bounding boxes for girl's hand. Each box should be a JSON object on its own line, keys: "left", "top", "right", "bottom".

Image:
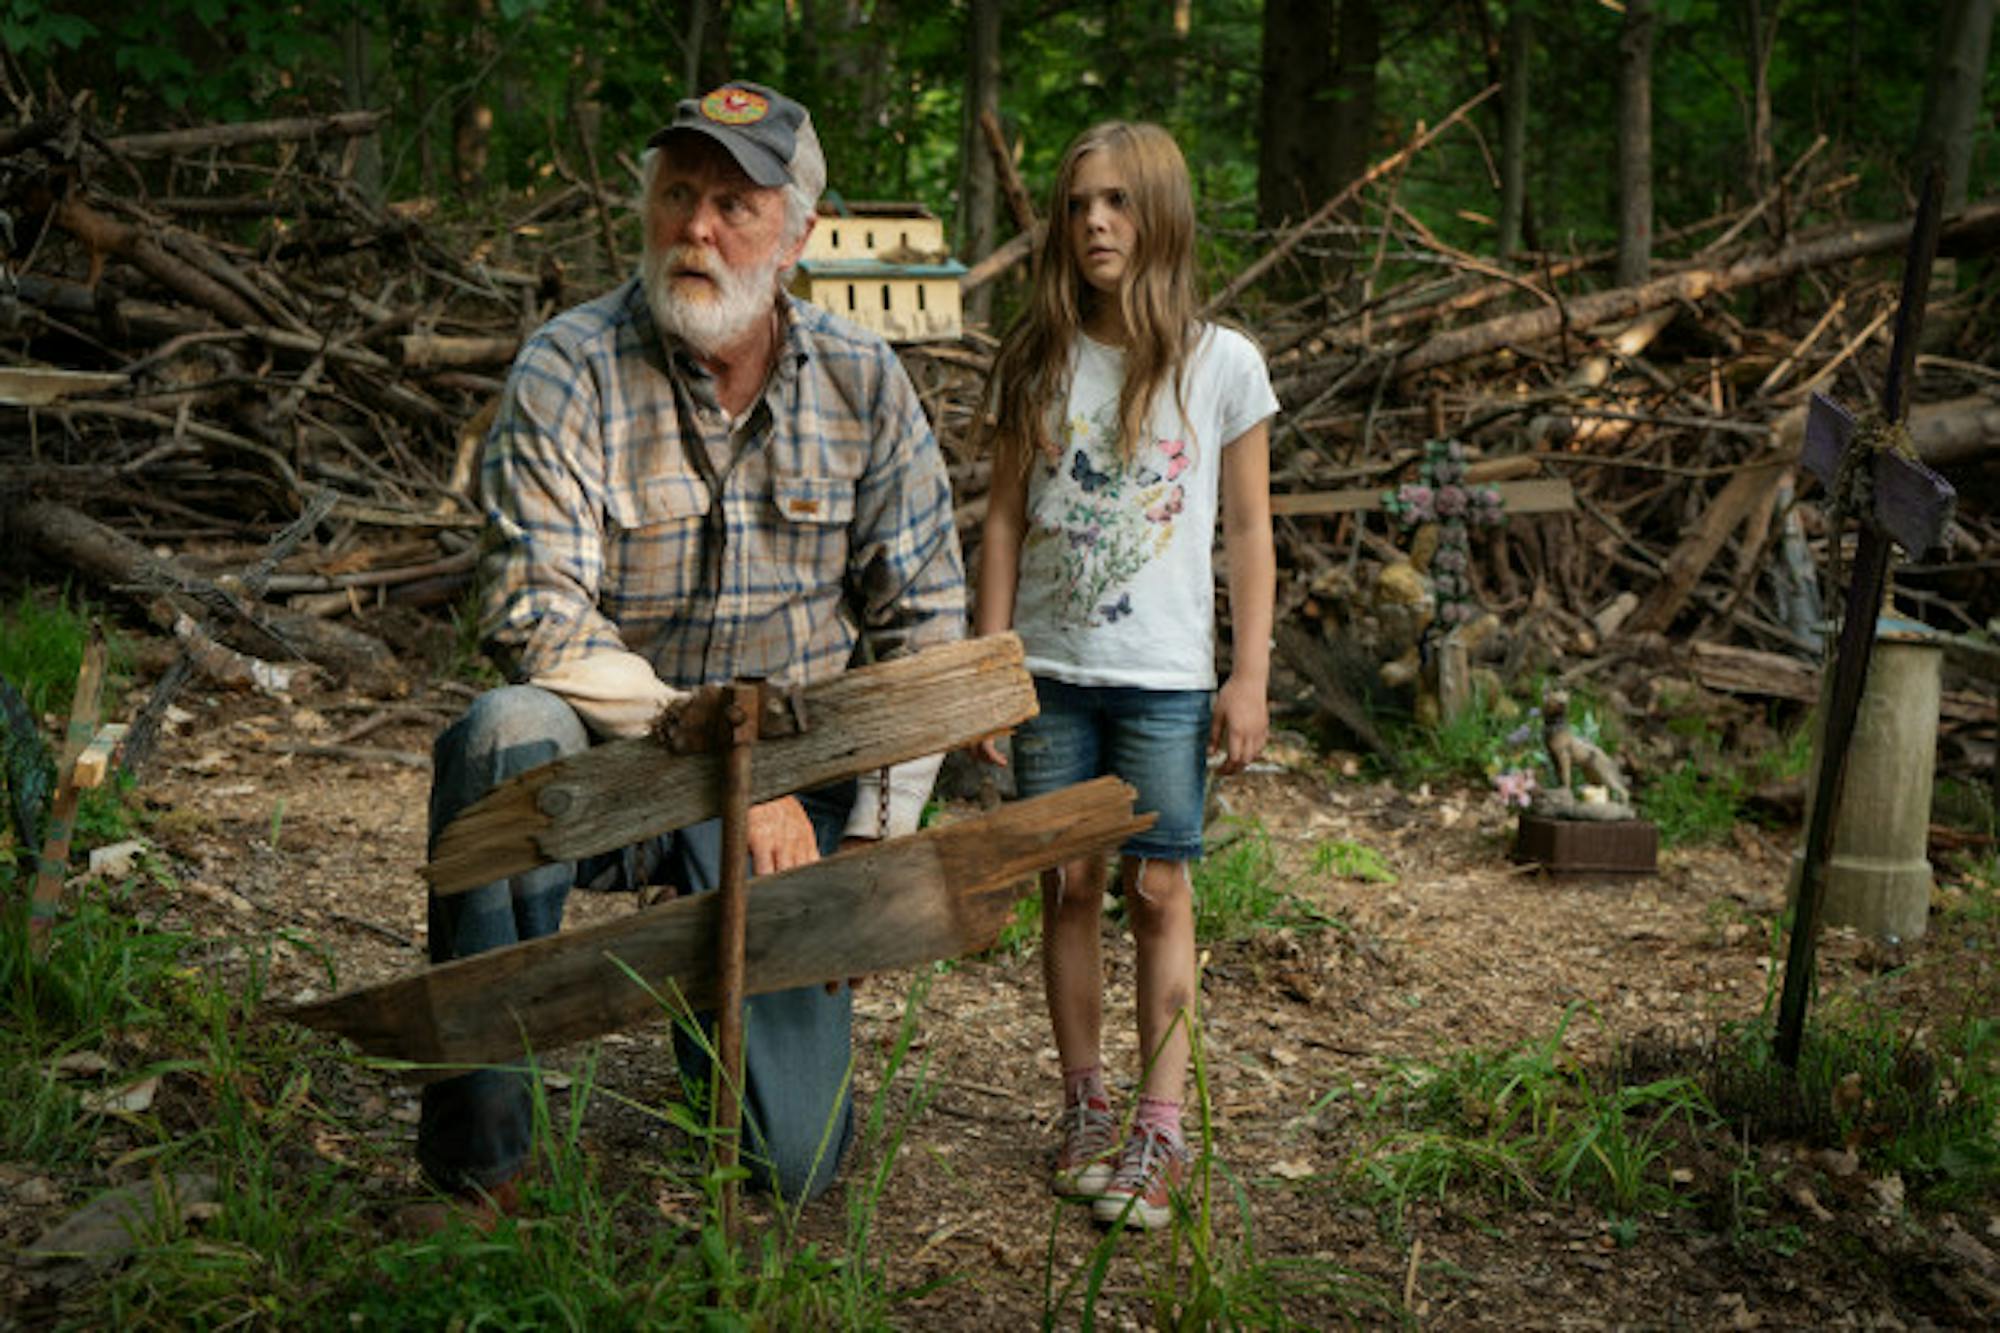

{"left": 1210, "top": 675, "right": 1268, "bottom": 776}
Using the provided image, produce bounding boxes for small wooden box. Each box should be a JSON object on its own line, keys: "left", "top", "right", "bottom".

{"left": 1512, "top": 815, "right": 1658, "bottom": 876}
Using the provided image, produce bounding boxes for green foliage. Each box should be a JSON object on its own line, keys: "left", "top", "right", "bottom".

{"left": 1348, "top": 1007, "right": 1721, "bottom": 1230}
{"left": 1640, "top": 759, "right": 1748, "bottom": 847}
{"left": 1194, "top": 822, "right": 1340, "bottom": 943}
{"left": 1310, "top": 838, "right": 1397, "bottom": 885}
{"left": 0, "top": 587, "right": 123, "bottom": 723}
{"left": 1708, "top": 999, "right": 2000, "bottom": 1208}
{"left": 1639, "top": 713, "right": 1811, "bottom": 848}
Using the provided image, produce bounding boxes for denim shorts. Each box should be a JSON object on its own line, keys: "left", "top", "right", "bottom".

{"left": 1011, "top": 677, "right": 1212, "bottom": 861}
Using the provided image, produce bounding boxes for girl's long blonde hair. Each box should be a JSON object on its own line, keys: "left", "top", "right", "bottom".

{"left": 983, "top": 121, "right": 1201, "bottom": 468}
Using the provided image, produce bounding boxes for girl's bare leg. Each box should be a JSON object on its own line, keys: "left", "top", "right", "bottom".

{"left": 1042, "top": 856, "right": 1107, "bottom": 1074}
{"left": 1126, "top": 855, "right": 1196, "bottom": 1102}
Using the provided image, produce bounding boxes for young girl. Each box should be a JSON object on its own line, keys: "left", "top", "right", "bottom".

{"left": 975, "top": 121, "right": 1277, "bottom": 1230}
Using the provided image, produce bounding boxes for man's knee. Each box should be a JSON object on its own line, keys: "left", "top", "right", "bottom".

{"left": 446, "top": 684, "right": 588, "bottom": 762}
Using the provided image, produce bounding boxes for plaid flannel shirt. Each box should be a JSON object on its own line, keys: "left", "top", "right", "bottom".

{"left": 480, "top": 279, "right": 966, "bottom": 700}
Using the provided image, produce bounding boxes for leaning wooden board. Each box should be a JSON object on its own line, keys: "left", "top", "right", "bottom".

{"left": 287, "top": 778, "right": 1152, "bottom": 1074}
{"left": 426, "top": 633, "right": 1037, "bottom": 896}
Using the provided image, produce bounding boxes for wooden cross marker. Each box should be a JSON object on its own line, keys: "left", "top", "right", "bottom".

{"left": 1775, "top": 169, "right": 1958, "bottom": 1068}
{"left": 285, "top": 635, "right": 1158, "bottom": 1199}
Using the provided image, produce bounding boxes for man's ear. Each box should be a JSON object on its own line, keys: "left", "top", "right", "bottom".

{"left": 781, "top": 211, "right": 816, "bottom": 270}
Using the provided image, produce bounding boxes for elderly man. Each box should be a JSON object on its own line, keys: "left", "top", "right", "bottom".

{"left": 416, "top": 81, "right": 965, "bottom": 1216}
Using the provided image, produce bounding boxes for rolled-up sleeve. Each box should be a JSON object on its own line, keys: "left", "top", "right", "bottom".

{"left": 480, "top": 337, "right": 634, "bottom": 680}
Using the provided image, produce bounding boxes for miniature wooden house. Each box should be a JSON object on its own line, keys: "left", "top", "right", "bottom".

{"left": 792, "top": 201, "right": 967, "bottom": 343}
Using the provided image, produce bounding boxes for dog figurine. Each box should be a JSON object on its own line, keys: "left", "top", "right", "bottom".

{"left": 1542, "top": 690, "right": 1630, "bottom": 805}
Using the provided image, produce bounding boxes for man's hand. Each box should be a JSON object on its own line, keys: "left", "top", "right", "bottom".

{"left": 747, "top": 796, "right": 819, "bottom": 876}
{"left": 1210, "top": 674, "right": 1269, "bottom": 776}
{"left": 974, "top": 734, "right": 1010, "bottom": 766}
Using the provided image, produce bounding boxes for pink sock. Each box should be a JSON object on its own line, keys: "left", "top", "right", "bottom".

{"left": 1063, "top": 1065, "right": 1108, "bottom": 1108}
{"left": 1136, "top": 1095, "right": 1183, "bottom": 1144}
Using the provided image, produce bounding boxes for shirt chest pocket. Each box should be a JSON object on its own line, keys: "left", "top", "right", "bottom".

{"left": 758, "top": 471, "right": 856, "bottom": 591}
{"left": 601, "top": 472, "right": 711, "bottom": 615}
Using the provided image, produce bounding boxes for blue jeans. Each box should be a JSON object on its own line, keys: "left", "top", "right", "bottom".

{"left": 1010, "top": 678, "right": 1212, "bottom": 861}
{"left": 419, "top": 685, "right": 856, "bottom": 1203}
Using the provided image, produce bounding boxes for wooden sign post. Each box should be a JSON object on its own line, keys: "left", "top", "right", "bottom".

{"left": 1775, "top": 170, "right": 1958, "bottom": 1068}
{"left": 712, "top": 681, "right": 760, "bottom": 1242}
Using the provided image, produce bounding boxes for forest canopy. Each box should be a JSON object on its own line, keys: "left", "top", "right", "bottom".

{"left": 4, "top": 0, "right": 1993, "bottom": 293}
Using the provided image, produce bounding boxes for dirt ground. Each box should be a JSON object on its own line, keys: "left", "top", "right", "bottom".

{"left": 9, "top": 670, "right": 2000, "bottom": 1329}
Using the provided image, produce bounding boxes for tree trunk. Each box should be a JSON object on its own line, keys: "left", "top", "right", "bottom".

{"left": 1916, "top": 0, "right": 1996, "bottom": 212}
{"left": 1498, "top": 2, "right": 1532, "bottom": 259}
{"left": 1329, "top": 0, "right": 1383, "bottom": 208}
{"left": 958, "top": 0, "right": 1002, "bottom": 326}
{"left": 1743, "top": 0, "right": 1778, "bottom": 205}
{"left": 1615, "top": 0, "right": 1655, "bottom": 288}
{"left": 450, "top": 0, "right": 497, "bottom": 199}
{"left": 340, "top": 15, "right": 383, "bottom": 208}
{"left": 1257, "top": 0, "right": 1339, "bottom": 229}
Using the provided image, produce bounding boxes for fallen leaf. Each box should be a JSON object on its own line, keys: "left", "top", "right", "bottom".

{"left": 81, "top": 1076, "right": 159, "bottom": 1115}
{"left": 1269, "top": 1158, "right": 1315, "bottom": 1181}
{"left": 53, "top": 1052, "right": 111, "bottom": 1079}
{"left": 86, "top": 840, "right": 148, "bottom": 881}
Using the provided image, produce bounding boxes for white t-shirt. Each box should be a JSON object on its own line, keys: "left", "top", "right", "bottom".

{"left": 1012, "top": 324, "right": 1279, "bottom": 690}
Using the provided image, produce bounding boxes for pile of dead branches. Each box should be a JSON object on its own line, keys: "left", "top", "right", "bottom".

{"left": 1, "top": 96, "right": 1996, "bottom": 782}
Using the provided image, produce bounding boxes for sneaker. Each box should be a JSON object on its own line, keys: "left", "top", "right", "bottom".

{"left": 1091, "top": 1127, "right": 1191, "bottom": 1230}
{"left": 1051, "top": 1097, "right": 1118, "bottom": 1197}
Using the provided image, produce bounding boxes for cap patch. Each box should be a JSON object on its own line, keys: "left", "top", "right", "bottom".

{"left": 702, "top": 88, "right": 770, "bottom": 125}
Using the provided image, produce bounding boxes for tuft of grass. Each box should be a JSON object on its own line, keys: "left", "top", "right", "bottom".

{"left": 1310, "top": 837, "right": 1396, "bottom": 884}
{"left": 1194, "top": 821, "right": 1341, "bottom": 942}
{"left": 1345, "top": 1007, "right": 1721, "bottom": 1232}
{"left": 1706, "top": 998, "right": 2000, "bottom": 1207}
{"left": 0, "top": 586, "right": 126, "bottom": 721}
{"left": 1639, "top": 759, "right": 1747, "bottom": 846}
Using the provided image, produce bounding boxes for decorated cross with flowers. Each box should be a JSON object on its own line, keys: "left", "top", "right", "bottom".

{"left": 1381, "top": 440, "right": 1507, "bottom": 627}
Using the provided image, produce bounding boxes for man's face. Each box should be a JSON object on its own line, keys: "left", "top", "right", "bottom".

{"left": 642, "top": 136, "right": 809, "bottom": 356}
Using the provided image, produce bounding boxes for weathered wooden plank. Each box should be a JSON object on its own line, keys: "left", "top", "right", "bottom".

{"left": 70, "top": 723, "right": 128, "bottom": 790}
{"left": 1270, "top": 477, "right": 1574, "bottom": 518}
{"left": 425, "top": 634, "right": 1037, "bottom": 896}
{"left": 288, "top": 777, "right": 1151, "bottom": 1073}
{"left": 1624, "top": 456, "right": 1788, "bottom": 636}
{"left": 30, "top": 636, "right": 107, "bottom": 956}
{"left": 1801, "top": 392, "right": 1957, "bottom": 556}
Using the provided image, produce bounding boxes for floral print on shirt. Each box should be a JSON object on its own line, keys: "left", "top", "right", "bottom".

{"left": 1021, "top": 401, "right": 1196, "bottom": 628}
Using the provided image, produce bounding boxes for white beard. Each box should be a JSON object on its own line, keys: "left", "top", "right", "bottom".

{"left": 642, "top": 243, "right": 783, "bottom": 357}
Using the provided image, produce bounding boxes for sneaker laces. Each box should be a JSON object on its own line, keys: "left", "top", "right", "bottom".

{"left": 1061, "top": 1098, "right": 1117, "bottom": 1164}
{"left": 1111, "top": 1125, "right": 1186, "bottom": 1193}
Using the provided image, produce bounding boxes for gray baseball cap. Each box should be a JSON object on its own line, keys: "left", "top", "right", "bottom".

{"left": 648, "top": 82, "right": 810, "bottom": 189}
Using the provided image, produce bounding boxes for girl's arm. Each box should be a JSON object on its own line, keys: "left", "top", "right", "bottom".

{"left": 973, "top": 437, "right": 1032, "bottom": 763}
{"left": 1213, "top": 418, "right": 1275, "bottom": 774}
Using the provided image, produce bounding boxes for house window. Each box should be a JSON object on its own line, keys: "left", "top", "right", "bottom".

{"left": 900, "top": 230, "right": 909, "bottom": 248}
{"left": 830, "top": 230, "right": 840, "bottom": 249}
{"left": 865, "top": 230, "right": 875, "bottom": 249}
{"left": 881, "top": 284, "right": 892, "bottom": 310}
{"left": 846, "top": 284, "right": 856, "bottom": 310}
{"left": 917, "top": 285, "right": 927, "bottom": 312}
